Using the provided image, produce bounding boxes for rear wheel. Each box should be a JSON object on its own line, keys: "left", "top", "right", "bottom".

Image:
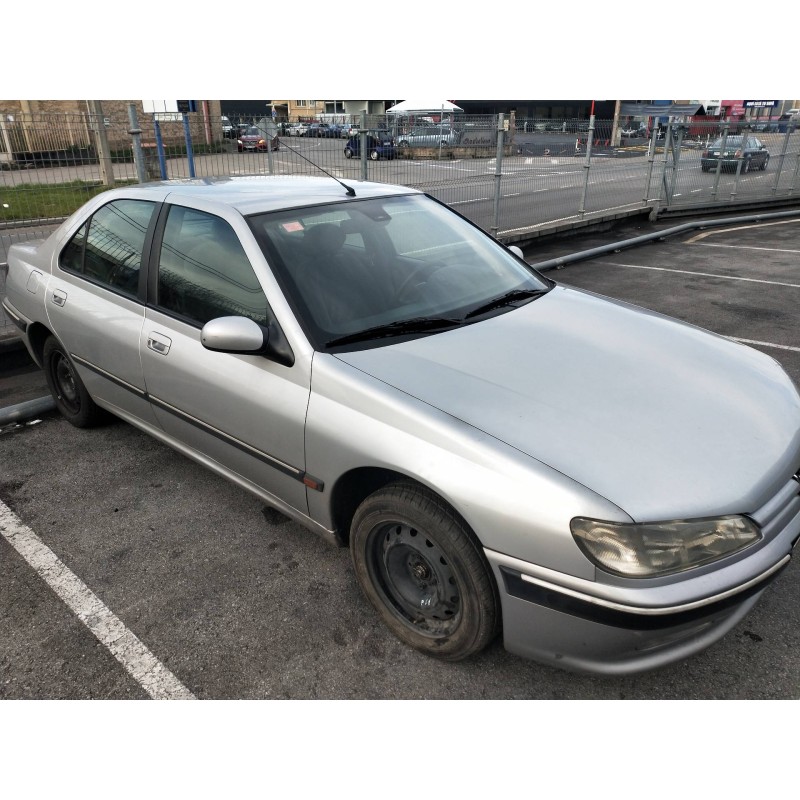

{"left": 344, "top": 147, "right": 353, "bottom": 158}
{"left": 43, "top": 336, "right": 105, "bottom": 427}
{"left": 350, "top": 481, "right": 500, "bottom": 661}
{"left": 369, "top": 149, "right": 380, "bottom": 161}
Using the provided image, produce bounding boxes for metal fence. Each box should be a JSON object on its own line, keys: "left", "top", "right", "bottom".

{"left": 4, "top": 108, "right": 800, "bottom": 235}
{"left": 4, "top": 107, "right": 800, "bottom": 315}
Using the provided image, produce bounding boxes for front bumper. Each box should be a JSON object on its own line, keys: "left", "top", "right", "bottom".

{"left": 486, "top": 476, "right": 800, "bottom": 674}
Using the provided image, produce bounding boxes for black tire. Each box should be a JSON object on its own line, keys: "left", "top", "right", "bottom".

{"left": 369, "top": 149, "right": 380, "bottom": 161}
{"left": 742, "top": 158, "right": 750, "bottom": 174}
{"left": 344, "top": 147, "right": 353, "bottom": 159}
{"left": 350, "top": 481, "right": 500, "bottom": 661}
{"left": 43, "top": 336, "right": 105, "bottom": 428}
{"left": 760, "top": 155, "right": 769, "bottom": 171}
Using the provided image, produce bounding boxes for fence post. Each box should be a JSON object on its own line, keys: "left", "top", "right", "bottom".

{"left": 88, "top": 100, "right": 115, "bottom": 187}
{"left": 644, "top": 126, "right": 658, "bottom": 208}
{"left": 578, "top": 114, "right": 596, "bottom": 217}
{"left": 772, "top": 127, "right": 792, "bottom": 195}
{"left": 127, "top": 104, "right": 148, "bottom": 184}
{"left": 360, "top": 111, "right": 367, "bottom": 181}
{"left": 182, "top": 113, "right": 196, "bottom": 178}
{"left": 153, "top": 119, "right": 167, "bottom": 180}
{"left": 491, "top": 113, "right": 505, "bottom": 237}
{"left": 664, "top": 123, "right": 685, "bottom": 206}
{"left": 711, "top": 124, "right": 729, "bottom": 200}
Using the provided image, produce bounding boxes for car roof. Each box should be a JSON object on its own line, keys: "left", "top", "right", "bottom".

{"left": 101, "top": 176, "right": 420, "bottom": 215}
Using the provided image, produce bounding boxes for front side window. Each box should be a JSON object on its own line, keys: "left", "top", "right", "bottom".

{"left": 59, "top": 199, "right": 156, "bottom": 296}
{"left": 156, "top": 206, "right": 268, "bottom": 327}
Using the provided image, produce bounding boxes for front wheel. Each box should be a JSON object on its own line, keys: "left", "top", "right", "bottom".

{"left": 760, "top": 155, "right": 769, "bottom": 171}
{"left": 369, "top": 149, "right": 380, "bottom": 161}
{"left": 344, "top": 147, "right": 353, "bottom": 159}
{"left": 742, "top": 158, "right": 750, "bottom": 174}
{"left": 43, "top": 336, "right": 105, "bottom": 427}
{"left": 350, "top": 482, "right": 500, "bottom": 661}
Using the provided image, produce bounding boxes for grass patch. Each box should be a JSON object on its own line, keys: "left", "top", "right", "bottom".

{"left": 0, "top": 180, "right": 136, "bottom": 222}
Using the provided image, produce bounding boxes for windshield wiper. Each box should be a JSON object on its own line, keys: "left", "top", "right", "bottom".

{"left": 325, "top": 316, "right": 463, "bottom": 347}
{"left": 464, "top": 287, "right": 549, "bottom": 319}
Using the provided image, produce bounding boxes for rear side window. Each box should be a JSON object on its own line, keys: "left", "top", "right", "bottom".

{"left": 156, "top": 206, "right": 269, "bottom": 326}
{"left": 59, "top": 199, "right": 157, "bottom": 297}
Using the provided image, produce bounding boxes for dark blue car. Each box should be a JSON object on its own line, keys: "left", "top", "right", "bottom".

{"left": 343, "top": 131, "right": 396, "bottom": 160}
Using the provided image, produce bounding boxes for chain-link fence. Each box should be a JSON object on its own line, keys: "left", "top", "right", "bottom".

{"left": 4, "top": 107, "right": 800, "bottom": 339}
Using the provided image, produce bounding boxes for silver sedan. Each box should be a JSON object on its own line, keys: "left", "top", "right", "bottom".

{"left": 4, "top": 176, "right": 800, "bottom": 674}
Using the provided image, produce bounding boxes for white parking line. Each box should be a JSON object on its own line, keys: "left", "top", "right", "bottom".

{"left": 692, "top": 243, "right": 800, "bottom": 254}
{"left": 686, "top": 218, "right": 800, "bottom": 244}
{"left": 729, "top": 338, "right": 800, "bottom": 353}
{"left": 0, "top": 500, "right": 195, "bottom": 700}
{"left": 601, "top": 261, "right": 800, "bottom": 289}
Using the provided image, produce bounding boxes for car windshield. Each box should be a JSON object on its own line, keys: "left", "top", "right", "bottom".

{"left": 243, "top": 127, "right": 261, "bottom": 135}
{"left": 248, "top": 194, "right": 550, "bottom": 350}
{"left": 712, "top": 137, "right": 743, "bottom": 147}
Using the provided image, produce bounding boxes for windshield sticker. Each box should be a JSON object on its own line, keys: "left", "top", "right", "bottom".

{"left": 282, "top": 221, "right": 305, "bottom": 233}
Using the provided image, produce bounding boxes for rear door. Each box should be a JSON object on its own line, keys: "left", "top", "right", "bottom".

{"left": 140, "top": 199, "right": 311, "bottom": 513}
{"left": 45, "top": 197, "right": 161, "bottom": 426}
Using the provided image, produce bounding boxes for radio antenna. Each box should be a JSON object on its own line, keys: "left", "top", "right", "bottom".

{"left": 275, "top": 130, "right": 356, "bottom": 196}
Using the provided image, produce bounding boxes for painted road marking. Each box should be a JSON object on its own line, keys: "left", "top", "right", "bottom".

{"left": 729, "top": 338, "right": 800, "bottom": 353}
{"left": 600, "top": 261, "right": 800, "bottom": 290}
{"left": 0, "top": 500, "right": 196, "bottom": 700}
{"left": 686, "top": 218, "right": 800, "bottom": 244}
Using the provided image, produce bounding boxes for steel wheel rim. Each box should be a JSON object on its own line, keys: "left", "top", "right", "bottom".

{"left": 366, "top": 521, "right": 461, "bottom": 637}
{"left": 53, "top": 352, "right": 80, "bottom": 414}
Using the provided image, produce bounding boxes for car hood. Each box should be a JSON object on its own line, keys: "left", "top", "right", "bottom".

{"left": 335, "top": 285, "right": 800, "bottom": 521}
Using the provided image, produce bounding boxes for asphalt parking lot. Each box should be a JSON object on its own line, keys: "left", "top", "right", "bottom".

{"left": 1, "top": 211, "right": 800, "bottom": 700}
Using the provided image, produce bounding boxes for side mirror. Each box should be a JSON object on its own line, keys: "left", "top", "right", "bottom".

{"left": 201, "top": 315, "right": 295, "bottom": 367}
{"left": 508, "top": 245, "right": 525, "bottom": 259}
{"left": 201, "top": 316, "right": 266, "bottom": 354}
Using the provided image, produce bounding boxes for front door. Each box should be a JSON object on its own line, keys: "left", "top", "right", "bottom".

{"left": 140, "top": 202, "right": 310, "bottom": 514}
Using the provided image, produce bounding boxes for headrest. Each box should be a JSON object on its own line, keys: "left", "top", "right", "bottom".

{"left": 304, "top": 223, "right": 346, "bottom": 254}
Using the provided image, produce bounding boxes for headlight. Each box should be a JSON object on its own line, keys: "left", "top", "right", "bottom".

{"left": 570, "top": 515, "right": 761, "bottom": 578}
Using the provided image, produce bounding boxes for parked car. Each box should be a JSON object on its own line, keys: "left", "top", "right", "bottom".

{"left": 700, "top": 135, "right": 769, "bottom": 172}
{"left": 326, "top": 124, "right": 351, "bottom": 139}
{"left": 4, "top": 175, "right": 800, "bottom": 675}
{"left": 343, "top": 131, "right": 396, "bottom": 160}
{"left": 286, "top": 123, "right": 309, "bottom": 137}
{"left": 306, "top": 123, "right": 338, "bottom": 138}
{"left": 221, "top": 116, "right": 236, "bottom": 138}
{"left": 396, "top": 126, "right": 460, "bottom": 148}
{"left": 237, "top": 126, "right": 279, "bottom": 152}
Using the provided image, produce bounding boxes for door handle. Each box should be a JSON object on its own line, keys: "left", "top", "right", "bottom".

{"left": 52, "top": 289, "right": 67, "bottom": 307}
{"left": 147, "top": 332, "right": 172, "bottom": 355}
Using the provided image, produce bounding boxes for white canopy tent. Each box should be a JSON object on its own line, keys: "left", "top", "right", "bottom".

{"left": 386, "top": 100, "right": 464, "bottom": 114}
